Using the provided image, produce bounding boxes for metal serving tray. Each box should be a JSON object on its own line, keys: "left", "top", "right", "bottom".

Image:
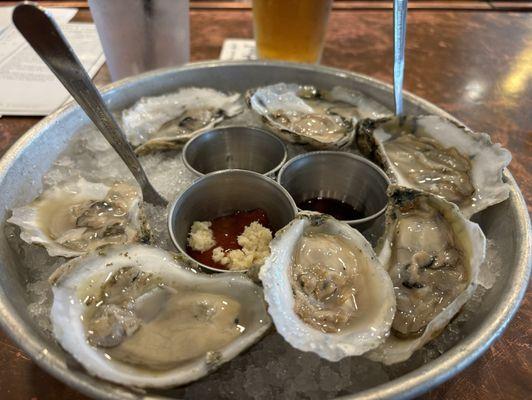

{"left": 0, "top": 61, "right": 529, "bottom": 399}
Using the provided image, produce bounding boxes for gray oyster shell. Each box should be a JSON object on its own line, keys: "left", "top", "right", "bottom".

{"left": 7, "top": 178, "right": 148, "bottom": 258}
{"left": 260, "top": 212, "right": 396, "bottom": 361}
{"left": 367, "top": 186, "right": 486, "bottom": 365}
{"left": 247, "top": 83, "right": 390, "bottom": 149}
{"left": 122, "top": 87, "right": 244, "bottom": 155}
{"left": 356, "top": 115, "right": 512, "bottom": 218}
{"left": 50, "top": 244, "right": 271, "bottom": 388}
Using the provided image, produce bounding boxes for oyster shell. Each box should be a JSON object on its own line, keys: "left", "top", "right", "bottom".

{"left": 49, "top": 244, "right": 271, "bottom": 388}
{"left": 259, "top": 212, "right": 396, "bottom": 361}
{"left": 356, "top": 115, "right": 512, "bottom": 217}
{"left": 8, "top": 179, "right": 147, "bottom": 257}
{"left": 122, "top": 87, "right": 244, "bottom": 155}
{"left": 367, "top": 186, "right": 486, "bottom": 365}
{"left": 247, "top": 83, "right": 390, "bottom": 149}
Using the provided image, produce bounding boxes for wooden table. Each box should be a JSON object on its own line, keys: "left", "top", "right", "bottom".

{"left": 0, "top": 6, "right": 530, "bottom": 400}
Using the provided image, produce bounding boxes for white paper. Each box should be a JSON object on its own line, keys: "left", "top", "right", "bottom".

{"left": 0, "top": 23, "right": 105, "bottom": 116}
{"left": 220, "top": 39, "right": 257, "bottom": 61}
{"left": 0, "top": 6, "right": 77, "bottom": 33}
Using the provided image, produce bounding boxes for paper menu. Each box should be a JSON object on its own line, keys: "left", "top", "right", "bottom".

{"left": 220, "top": 39, "right": 257, "bottom": 61}
{"left": 0, "top": 6, "right": 77, "bottom": 33}
{"left": 0, "top": 23, "right": 105, "bottom": 116}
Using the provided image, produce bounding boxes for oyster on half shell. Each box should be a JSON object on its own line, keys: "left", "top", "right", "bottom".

{"left": 8, "top": 179, "right": 148, "bottom": 258}
{"left": 259, "top": 212, "right": 396, "bottom": 362}
{"left": 367, "top": 186, "right": 486, "bottom": 365}
{"left": 122, "top": 87, "right": 244, "bottom": 155}
{"left": 247, "top": 83, "right": 391, "bottom": 149}
{"left": 356, "top": 115, "right": 512, "bottom": 218}
{"left": 49, "top": 244, "right": 271, "bottom": 388}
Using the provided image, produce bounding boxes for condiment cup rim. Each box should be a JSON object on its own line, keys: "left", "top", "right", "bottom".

{"left": 181, "top": 125, "right": 288, "bottom": 177}
{"left": 277, "top": 151, "right": 390, "bottom": 225}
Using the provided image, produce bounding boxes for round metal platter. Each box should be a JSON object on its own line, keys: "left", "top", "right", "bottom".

{"left": 0, "top": 61, "right": 529, "bottom": 400}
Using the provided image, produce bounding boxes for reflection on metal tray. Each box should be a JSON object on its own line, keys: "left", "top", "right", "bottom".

{"left": 0, "top": 61, "right": 529, "bottom": 400}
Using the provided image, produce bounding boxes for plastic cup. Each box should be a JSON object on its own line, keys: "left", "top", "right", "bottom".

{"left": 88, "top": 0, "right": 190, "bottom": 81}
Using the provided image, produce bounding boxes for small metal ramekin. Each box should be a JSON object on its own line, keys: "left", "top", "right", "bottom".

{"left": 277, "top": 151, "right": 390, "bottom": 231}
{"left": 168, "top": 169, "right": 297, "bottom": 273}
{"left": 182, "top": 126, "right": 287, "bottom": 176}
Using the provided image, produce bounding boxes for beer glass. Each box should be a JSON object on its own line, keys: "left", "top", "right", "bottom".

{"left": 252, "top": 0, "right": 333, "bottom": 64}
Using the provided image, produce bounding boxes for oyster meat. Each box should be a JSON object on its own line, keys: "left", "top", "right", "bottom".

{"left": 356, "top": 115, "right": 512, "bottom": 217}
{"left": 367, "top": 186, "right": 486, "bottom": 365}
{"left": 49, "top": 244, "right": 271, "bottom": 388}
{"left": 8, "top": 179, "right": 147, "bottom": 258}
{"left": 122, "top": 87, "right": 243, "bottom": 155}
{"left": 247, "top": 83, "right": 390, "bottom": 149}
{"left": 260, "top": 212, "right": 396, "bottom": 361}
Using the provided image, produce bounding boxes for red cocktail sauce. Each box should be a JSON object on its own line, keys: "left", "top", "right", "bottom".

{"left": 186, "top": 208, "right": 271, "bottom": 270}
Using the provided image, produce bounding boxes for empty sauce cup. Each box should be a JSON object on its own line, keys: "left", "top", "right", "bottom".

{"left": 182, "top": 126, "right": 287, "bottom": 176}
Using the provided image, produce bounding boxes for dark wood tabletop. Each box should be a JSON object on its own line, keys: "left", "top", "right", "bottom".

{"left": 0, "top": 5, "right": 530, "bottom": 400}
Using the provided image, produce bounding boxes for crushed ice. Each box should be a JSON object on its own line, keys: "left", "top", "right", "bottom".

{"left": 3, "top": 106, "right": 504, "bottom": 398}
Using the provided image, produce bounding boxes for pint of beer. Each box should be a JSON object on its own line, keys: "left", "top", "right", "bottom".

{"left": 252, "top": 0, "right": 333, "bottom": 63}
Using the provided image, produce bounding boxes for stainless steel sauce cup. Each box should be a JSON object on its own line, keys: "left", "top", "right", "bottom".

{"left": 277, "top": 151, "right": 390, "bottom": 231}
{"left": 182, "top": 126, "right": 287, "bottom": 176}
{"left": 168, "top": 169, "right": 297, "bottom": 273}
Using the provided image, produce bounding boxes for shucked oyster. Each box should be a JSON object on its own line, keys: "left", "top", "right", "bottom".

{"left": 122, "top": 87, "right": 243, "bottom": 155}
{"left": 260, "top": 212, "right": 396, "bottom": 361}
{"left": 356, "top": 115, "right": 512, "bottom": 217}
{"left": 8, "top": 179, "right": 147, "bottom": 258}
{"left": 49, "top": 244, "right": 271, "bottom": 388}
{"left": 247, "top": 83, "right": 390, "bottom": 149}
{"left": 367, "top": 186, "right": 486, "bottom": 365}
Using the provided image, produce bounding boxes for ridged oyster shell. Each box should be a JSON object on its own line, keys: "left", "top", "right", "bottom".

{"left": 367, "top": 186, "right": 486, "bottom": 365}
{"left": 49, "top": 244, "right": 271, "bottom": 388}
{"left": 260, "top": 212, "right": 396, "bottom": 361}
{"left": 247, "top": 83, "right": 390, "bottom": 149}
{"left": 8, "top": 178, "right": 147, "bottom": 258}
{"left": 356, "top": 115, "right": 512, "bottom": 218}
{"left": 122, "top": 87, "right": 243, "bottom": 155}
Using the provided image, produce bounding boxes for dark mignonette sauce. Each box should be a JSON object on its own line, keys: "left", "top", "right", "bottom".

{"left": 297, "top": 197, "right": 365, "bottom": 221}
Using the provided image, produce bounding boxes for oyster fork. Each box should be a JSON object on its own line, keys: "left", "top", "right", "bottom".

{"left": 393, "top": 0, "right": 408, "bottom": 115}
